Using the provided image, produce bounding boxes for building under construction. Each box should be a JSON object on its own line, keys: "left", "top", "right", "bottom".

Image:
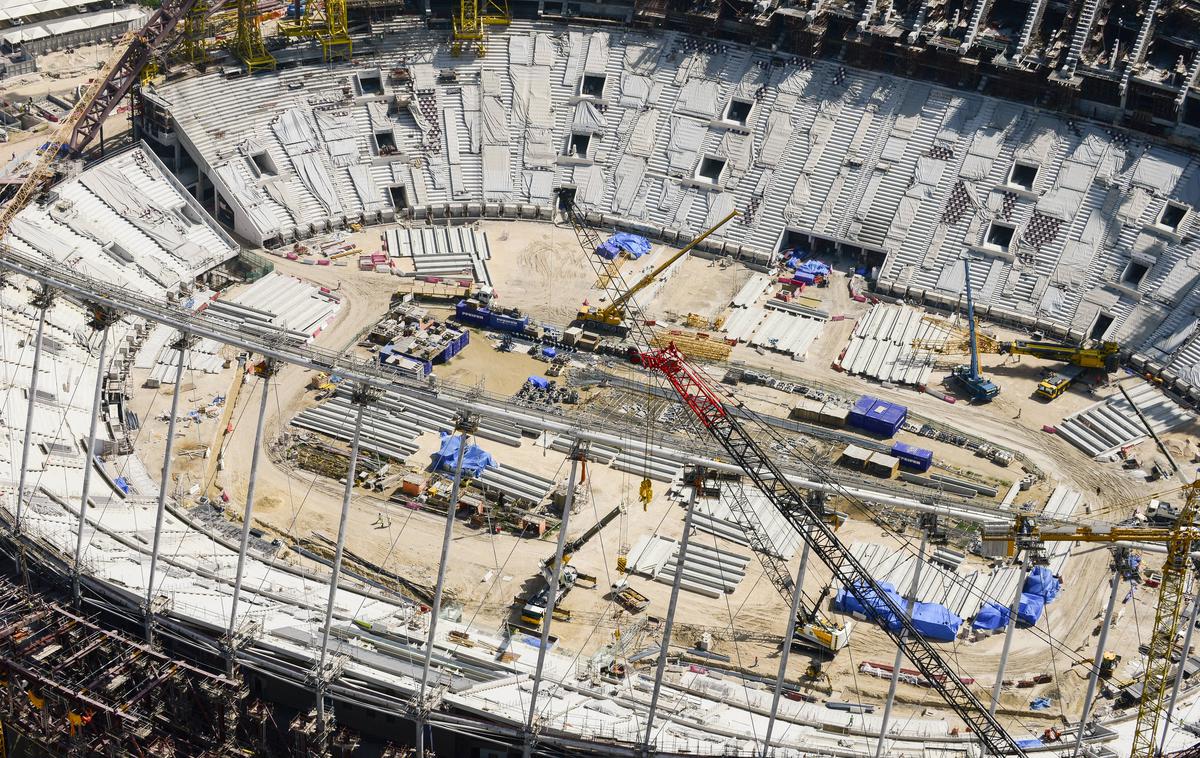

{"left": 4, "top": 0, "right": 1200, "bottom": 755}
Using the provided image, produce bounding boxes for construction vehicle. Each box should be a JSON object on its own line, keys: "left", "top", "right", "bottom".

{"left": 1100, "top": 651, "right": 1121, "bottom": 680}
{"left": 521, "top": 562, "right": 578, "bottom": 628}
{"left": 949, "top": 256, "right": 1000, "bottom": 402}
{"left": 1036, "top": 365, "right": 1086, "bottom": 401}
{"left": 520, "top": 554, "right": 596, "bottom": 628}
{"left": 611, "top": 579, "right": 649, "bottom": 613}
{"left": 564, "top": 202, "right": 738, "bottom": 333}
{"left": 914, "top": 304, "right": 1119, "bottom": 402}
{"left": 982, "top": 480, "right": 1200, "bottom": 758}
{"left": 1001, "top": 339, "right": 1120, "bottom": 371}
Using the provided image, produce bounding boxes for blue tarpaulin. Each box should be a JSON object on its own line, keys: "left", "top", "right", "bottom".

{"left": 972, "top": 602, "right": 1011, "bottom": 630}
{"left": 910, "top": 602, "right": 962, "bottom": 641}
{"left": 527, "top": 376, "right": 551, "bottom": 390}
{"left": 1017, "top": 739, "right": 1043, "bottom": 749}
{"left": 833, "top": 581, "right": 904, "bottom": 632}
{"left": 541, "top": 347, "right": 557, "bottom": 359}
{"left": 834, "top": 584, "right": 961, "bottom": 640}
{"left": 796, "top": 259, "right": 831, "bottom": 276}
{"left": 1024, "top": 566, "right": 1061, "bottom": 603}
{"left": 596, "top": 233, "right": 651, "bottom": 261}
{"left": 114, "top": 477, "right": 130, "bottom": 495}
{"left": 433, "top": 433, "right": 497, "bottom": 477}
{"left": 1017, "top": 592, "right": 1045, "bottom": 626}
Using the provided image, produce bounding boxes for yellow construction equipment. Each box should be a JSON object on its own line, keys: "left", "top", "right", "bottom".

{"left": 573, "top": 210, "right": 738, "bottom": 331}
{"left": 913, "top": 318, "right": 1120, "bottom": 371}
{"left": 279, "top": 0, "right": 351, "bottom": 61}
{"left": 986, "top": 481, "right": 1200, "bottom": 758}
{"left": 0, "top": 38, "right": 132, "bottom": 242}
{"left": 451, "top": 0, "right": 510, "bottom": 56}
{"left": 180, "top": 0, "right": 212, "bottom": 64}
{"left": 234, "top": 0, "right": 275, "bottom": 72}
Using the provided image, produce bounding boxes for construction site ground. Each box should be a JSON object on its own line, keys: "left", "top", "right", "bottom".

{"left": 117, "top": 219, "right": 1198, "bottom": 737}
{"left": 1, "top": 42, "right": 136, "bottom": 173}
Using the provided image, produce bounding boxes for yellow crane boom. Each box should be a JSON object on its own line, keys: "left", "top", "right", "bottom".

{"left": 578, "top": 211, "right": 738, "bottom": 328}
{"left": 913, "top": 319, "right": 1120, "bottom": 371}
{"left": 0, "top": 39, "right": 132, "bottom": 241}
{"left": 989, "top": 481, "right": 1200, "bottom": 758}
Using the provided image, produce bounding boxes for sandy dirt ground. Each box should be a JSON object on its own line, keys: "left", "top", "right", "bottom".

{"left": 114, "top": 217, "right": 1189, "bottom": 734}
{"left": 1, "top": 42, "right": 136, "bottom": 177}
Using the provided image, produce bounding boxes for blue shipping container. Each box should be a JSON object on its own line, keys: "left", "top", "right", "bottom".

{"left": 848, "top": 396, "right": 907, "bottom": 437}
{"left": 890, "top": 441, "right": 933, "bottom": 471}
{"left": 454, "top": 301, "right": 530, "bottom": 333}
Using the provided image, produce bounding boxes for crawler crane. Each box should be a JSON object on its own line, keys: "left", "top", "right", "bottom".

{"left": 559, "top": 197, "right": 1022, "bottom": 754}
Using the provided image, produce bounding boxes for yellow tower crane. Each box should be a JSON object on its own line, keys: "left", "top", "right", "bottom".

{"left": 180, "top": 0, "right": 212, "bottom": 65}
{"left": 451, "top": 0, "right": 510, "bottom": 56}
{"left": 986, "top": 480, "right": 1200, "bottom": 758}
{"left": 278, "top": 0, "right": 351, "bottom": 61}
{"left": 234, "top": 0, "right": 275, "bottom": 72}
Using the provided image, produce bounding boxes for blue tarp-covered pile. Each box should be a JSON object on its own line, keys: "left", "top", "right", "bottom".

{"left": 834, "top": 582, "right": 961, "bottom": 640}
{"left": 972, "top": 602, "right": 1011, "bottom": 630}
{"left": 596, "top": 233, "right": 651, "bottom": 261}
{"left": 833, "top": 581, "right": 904, "bottom": 632}
{"left": 527, "top": 376, "right": 551, "bottom": 390}
{"left": 910, "top": 602, "right": 962, "bottom": 642}
{"left": 433, "top": 433, "right": 497, "bottom": 477}
{"left": 787, "top": 258, "right": 831, "bottom": 277}
{"left": 1018, "top": 593, "right": 1045, "bottom": 626}
{"left": 1024, "top": 566, "right": 1061, "bottom": 604}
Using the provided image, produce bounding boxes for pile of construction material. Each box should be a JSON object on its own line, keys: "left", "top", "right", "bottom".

{"left": 840, "top": 304, "right": 936, "bottom": 387}
{"left": 848, "top": 541, "right": 1027, "bottom": 624}
{"left": 1055, "top": 382, "right": 1195, "bottom": 459}
{"left": 691, "top": 483, "right": 802, "bottom": 560}
{"left": 373, "top": 304, "right": 469, "bottom": 378}
{"left": 386, "top": 226, "right": 492, "bottom": 285}
{"left": 205, "top": 272, "right": 341, "bottom": 342}
{"left": 624, "top": 534, "right": 749, "bottom": 598}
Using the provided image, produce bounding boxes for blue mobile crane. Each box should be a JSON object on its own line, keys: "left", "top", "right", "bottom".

{"left": 949, "top": 255, "right": 1000, "bottom": 402}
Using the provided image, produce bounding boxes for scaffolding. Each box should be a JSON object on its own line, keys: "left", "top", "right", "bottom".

{"left": 451, "top": 0, "right": 510, "bottom": 56}
{"left": 181, "top": 0, "right": 211, "bottom": 65}
{"left": 0, "top": 577, "right": 244, "bottom": 755}
{"left": 279, "top": 0, "right": 353, "bottom": 61}
{"left": 235, "top": 0, "right": 276, "bottom": 72}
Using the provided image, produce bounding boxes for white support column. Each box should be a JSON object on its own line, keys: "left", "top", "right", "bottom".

{"left": 143, "top": 335, "right": 189, "bottom": 643}
{"left": 416, "top": 413, "right": 476, "bottom": 758}
{"left": 761, "top": 540, "right": 812, "bottom": 757}
{"left": 643, "top": 468, "right": 702, "bottom": 755}
{"left": 522, "top": 445, "right": 584, "bottom": 758}
{"left": 1074, "top": 557, "right": 1123, "bottom": 758}
{"left": 71, "top": 308, "right": 117, "bottom": 607}
{"left": 314, "top": 385, "right": 372, "bottom": 738}
{"left": 990, "top": 559, "right": 1030, "bottom": 716}
{"left": 14, "top": 291, "right": 51, "bottom": 537}
{"left": 876, "top": 522, "right": 932, "bottom": 758}
{"left": 224, "top": 358, "right": 271, "bottom": 675}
